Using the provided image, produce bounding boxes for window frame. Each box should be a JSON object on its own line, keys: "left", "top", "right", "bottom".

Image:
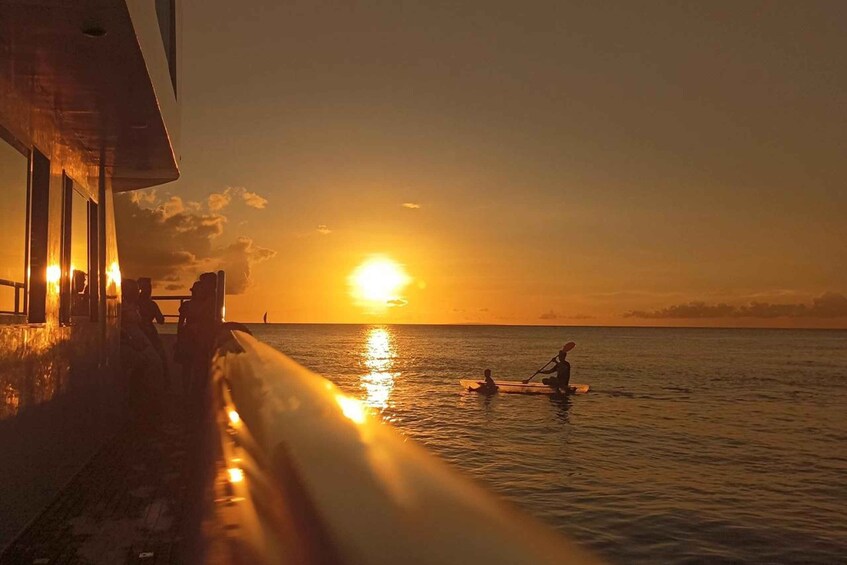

{"left": 60, "top": 173, "right": 95, "bottom": 324}
{"left": 0, "top": 129, "right": 29, "bottom": 322}
{"left": 27, "top": 148, "right": 50, "bottom": 324}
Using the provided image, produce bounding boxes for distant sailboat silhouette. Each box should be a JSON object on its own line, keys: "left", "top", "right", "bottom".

{"left": 263, "top": 311, "right": 268, "bottom": 324}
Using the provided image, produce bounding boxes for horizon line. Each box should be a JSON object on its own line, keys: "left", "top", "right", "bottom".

{"left": 222, "top": 321, "right": 847, "bottom": 331}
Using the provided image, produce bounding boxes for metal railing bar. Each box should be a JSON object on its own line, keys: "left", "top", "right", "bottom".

{"left": 0, "top": 279, "right": 25, "bottom": 315}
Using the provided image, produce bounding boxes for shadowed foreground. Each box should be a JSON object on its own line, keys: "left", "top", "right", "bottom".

{"left": 1, "top": 336, "right": 214, "bottom": 564}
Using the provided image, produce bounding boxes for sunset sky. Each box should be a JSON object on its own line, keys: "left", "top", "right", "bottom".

{"left": 117, "top": 1, "right": 847, "bottom": 328}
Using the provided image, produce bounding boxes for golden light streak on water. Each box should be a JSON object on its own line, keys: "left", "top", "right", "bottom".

{"left": 361, "top": 327, "right": 397, "bottom": 411}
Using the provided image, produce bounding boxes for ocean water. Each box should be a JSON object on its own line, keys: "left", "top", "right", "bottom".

{"left": 251, "top": 324, "right": 847, "bottom": 564}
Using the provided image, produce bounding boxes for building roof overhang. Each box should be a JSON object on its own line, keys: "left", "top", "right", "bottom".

{"left": 0, "top": 0, "right": 180, "bottom": 191}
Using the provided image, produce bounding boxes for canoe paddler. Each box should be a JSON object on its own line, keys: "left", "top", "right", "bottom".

{"left": 525, "top": 342, "right": 575, "bottom": 390}
{"left": 538, "top": 349, "right": 571, "bottom": 391}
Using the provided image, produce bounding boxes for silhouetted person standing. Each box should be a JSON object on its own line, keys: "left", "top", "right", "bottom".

{"left": 121, "top": 279, "right": 164, "bottom": 419}
{"left": 175, "top": 274, "right": 217, "bottom": 398}
{"left": 138, "top": 278, "right": 165, "bottom": 326}
{"left": 138, "top": 277, "right": 169, "bottom": 386}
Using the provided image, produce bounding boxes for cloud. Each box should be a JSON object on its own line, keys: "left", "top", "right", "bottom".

{"left": 130, "top": 188, "right": 158, "bottom": 205}
{"left": 402, "top": 202, "right": 421, "bottom": 209}
{"left": 115, "top": 192, "right": 276, "bottom": 295}
{"left": 624, "top": 293, "right": 847, "bottom": 319}
{"left": 241, "top": 190, "right": 268, "bottom": 209}
{"left": 539, "top": 310, "right": 595, "bottom": 320}
{"left": 387, "top": 298, "right": 408, "bottom": 307}
{"left": 211, "top": 236, "right": 276, "bottom": 294}
{"left": 208, "top": 186, "right": 269, "bottom": 212}
{"left": 160, "top": 196, "right": 185, "bottom": 218}
{"left": 316, "top": 224, "right": 332, "bottom": 235}
{"left": 208, "top": 191, "right": 232, "bottom": 211}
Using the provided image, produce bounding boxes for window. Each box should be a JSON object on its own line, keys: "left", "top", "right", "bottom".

{"left": 0, "top": 137, "right": 28, "bottom": 319}
{"left": 61, "top": 175, "right": 93, "bottom": 323}
{"left": 70, "top": 188, "right": 91, "bottom": 318}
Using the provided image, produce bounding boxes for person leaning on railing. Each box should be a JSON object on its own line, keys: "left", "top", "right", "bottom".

{"left": 175, "top": 273, "right": 218, "bottom": 398}
{"left": 137, "top": 277, "right": 170, "bottom": 387}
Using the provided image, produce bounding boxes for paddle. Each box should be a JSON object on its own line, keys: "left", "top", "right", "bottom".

{"left": 521, "top": 343, "right": 576, "bottom": 384}
{"left": 522, "top": 356, "right": 558, "bottom": 384}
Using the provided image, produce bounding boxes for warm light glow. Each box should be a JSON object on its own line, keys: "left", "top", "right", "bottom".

{"left": 106, "top": 261, "right": 121, "bottom": 295}
{"left": 227, "top": 467, "right": 244, "bottom": 483}
{"left": 336, "top": 394, "right": 367, "bottom": 424}
{"left": 46, "top": 265, "right": 61, "bottom": 285}
{"left": 349, "top": 256, "right": 410, "bottom": 308}
{"left": 228, "top": 410, "right": 241, "bottom": 425}
{"left": 106, "top": 261, "right": 121, "bottom": 289}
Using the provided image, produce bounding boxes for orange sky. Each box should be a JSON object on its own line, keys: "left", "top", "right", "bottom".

{"left": 117, "top": 2, "right": 847, "bottom": 328}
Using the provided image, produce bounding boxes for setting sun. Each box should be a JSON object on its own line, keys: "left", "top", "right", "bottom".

{"left": 349, "top": 256, "right": 411, "bottom": 308}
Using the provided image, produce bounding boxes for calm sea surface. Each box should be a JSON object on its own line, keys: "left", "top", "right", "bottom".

{"left": 250, "top": 324, "right": 847, "bottom": 563}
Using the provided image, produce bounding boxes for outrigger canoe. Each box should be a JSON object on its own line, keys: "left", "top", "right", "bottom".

{"left": 460, "top": 380, "right": 590, "bottom": 395}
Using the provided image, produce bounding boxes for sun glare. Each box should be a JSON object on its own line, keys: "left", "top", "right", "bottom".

{"left": 349, "top": 256, "right": 411, "bottom": 308}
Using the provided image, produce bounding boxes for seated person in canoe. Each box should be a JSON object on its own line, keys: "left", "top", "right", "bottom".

{"left": 475, "top": 368, "right": 498, "bottom": 393}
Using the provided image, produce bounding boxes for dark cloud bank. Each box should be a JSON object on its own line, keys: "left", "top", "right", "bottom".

{"left": 624, "top": 293, "right": 847, "bottom": 319}
{"left": 115, "top": 191, "right": 276, "bottom": 294}
{"left": 540, "top": 310, "right": 594, "bottom": 321}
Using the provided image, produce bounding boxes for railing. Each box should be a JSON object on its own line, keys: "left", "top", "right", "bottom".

{"left": 150, "top": 294, "right": 191, "bottom": 320}
{"left": 0, "top": 278, "right": 25, "bottom": 316}
{"left": 207, "top": 330, "right": 602, "bottom": 565}
{"left": 150, "top": 269, "right": 226, "bottom": 322}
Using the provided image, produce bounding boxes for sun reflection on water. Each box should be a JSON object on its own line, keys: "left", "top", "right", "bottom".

{"left": 361, "top": 327, "right": 397, "bottom": 412}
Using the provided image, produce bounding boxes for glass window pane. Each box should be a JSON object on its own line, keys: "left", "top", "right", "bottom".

{"left": 70, "top": 188, "right": 90, "bottom": 317}
{"left": 0, "top": 139, "right": 27, "bottom": 316}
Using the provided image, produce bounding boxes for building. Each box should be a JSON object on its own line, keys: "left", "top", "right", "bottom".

{"left": 0, "top": 0, "right": 180, "bottom": 546}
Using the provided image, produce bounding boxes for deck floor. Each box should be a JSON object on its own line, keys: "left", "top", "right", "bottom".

{"left": 1, "top": 338, "right": 211, "bottom": 565}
